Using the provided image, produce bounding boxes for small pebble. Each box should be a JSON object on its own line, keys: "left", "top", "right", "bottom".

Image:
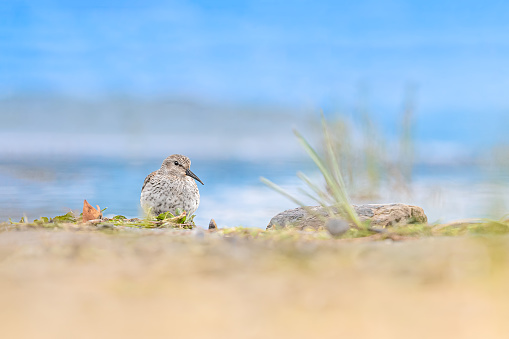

{"left": 325, "top": 218, "right": 350, "bottom": 237}
{"left": 97, "top": 223, "right": 115, "bottom": 229}
{"left": 209, "top": 219, "right": 217, "bottom": 230}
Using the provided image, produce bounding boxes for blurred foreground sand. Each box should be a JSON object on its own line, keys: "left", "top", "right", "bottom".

{"left": 1, "top": 228, "right": 509, "bottom": 339}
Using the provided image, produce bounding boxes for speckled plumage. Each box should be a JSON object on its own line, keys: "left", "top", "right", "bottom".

{"left": 140, "top": 154, "right": 203, "bottom": 217}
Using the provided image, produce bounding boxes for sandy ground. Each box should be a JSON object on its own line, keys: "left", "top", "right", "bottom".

{"left": 1, "top": 227, "right": 509, "bottom": 339}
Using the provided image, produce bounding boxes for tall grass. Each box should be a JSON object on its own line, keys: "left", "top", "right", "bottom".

{"left": 261, "top": 89, "right": 417, "bottom": 229}
{"left": 261, "top": 114, "right": 363, "bottom": 228}
{"left": 399, "top": 85, "right": 416, "bottom": 182}
{"left": 312, "top": 92, "right": 416, "bottom": 200}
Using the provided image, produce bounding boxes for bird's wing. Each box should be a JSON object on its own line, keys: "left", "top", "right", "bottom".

{"left": 141, "top": 171, "right": 157, "bottom": 192}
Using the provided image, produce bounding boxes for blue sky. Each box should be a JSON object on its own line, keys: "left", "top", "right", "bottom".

{"left": 2, "top": 0, "right": 509, "bottom": 148}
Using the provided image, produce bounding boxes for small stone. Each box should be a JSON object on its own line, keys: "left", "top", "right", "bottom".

{"left": 209, "top": 219, "right": 217, "bottom": 230}
{"left": 325, "top": 218, "right": 350, "bottom": 237}
{"left": 97, "top": 223, "right": 115, "bottom": 229}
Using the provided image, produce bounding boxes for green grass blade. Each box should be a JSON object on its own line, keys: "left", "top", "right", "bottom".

{"left": 261, "top": 177, "right": 329, "bottom": 224}
{"left": 321, "top": 114, "right": 348, "bottom": 195}
{"left": 294, "top": 129, "right": 362, "bottom": 227}
{"left": 260, "top": 177, "right": 308, "bottom": 208}
{"left": 296, "top": 171, "right": 335, "bottom": 205}
{"left": 320, "top": 116, "right": 361, "bottom": 227}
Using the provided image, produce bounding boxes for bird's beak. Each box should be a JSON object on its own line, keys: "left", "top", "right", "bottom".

{"left": 186, "top": 168, "right": 204, "bottom": 185}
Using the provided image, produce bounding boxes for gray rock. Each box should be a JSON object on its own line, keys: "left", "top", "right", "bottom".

{"left": 267, "top": 203, "right": 427, "bottom": 230}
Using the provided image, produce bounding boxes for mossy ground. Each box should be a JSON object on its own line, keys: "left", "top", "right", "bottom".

{"left": 2, "top": 216, "right": 509, "bottom": 339}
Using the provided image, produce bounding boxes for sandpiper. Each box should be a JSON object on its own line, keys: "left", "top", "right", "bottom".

{"left": 140, "top": 154, "right": 204, "bottom": 217}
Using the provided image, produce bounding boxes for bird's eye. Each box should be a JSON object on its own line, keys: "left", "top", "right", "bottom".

{"left": 174, "top": 161, "right": 179, "bottom": 166}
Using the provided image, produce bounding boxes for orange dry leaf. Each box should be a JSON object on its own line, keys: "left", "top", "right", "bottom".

{"left": 83, "top": 199, "right": 102, "bottom": 222}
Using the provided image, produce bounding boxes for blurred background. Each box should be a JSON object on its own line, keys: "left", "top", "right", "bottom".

{"left": 2, "top": 0, "right": 509, "bottom": 227}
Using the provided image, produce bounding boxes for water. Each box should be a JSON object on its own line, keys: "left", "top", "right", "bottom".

{"left": 1, "top": 156, "right": 509, "bottom": 227}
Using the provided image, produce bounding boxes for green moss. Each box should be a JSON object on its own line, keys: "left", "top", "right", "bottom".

{"left": 51, "top": 212, "right": 77, "bottom": 223}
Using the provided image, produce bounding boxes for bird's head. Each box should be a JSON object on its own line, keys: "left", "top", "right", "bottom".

{"left": 161, "top": 154, "right": 204, "bottom": 185}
